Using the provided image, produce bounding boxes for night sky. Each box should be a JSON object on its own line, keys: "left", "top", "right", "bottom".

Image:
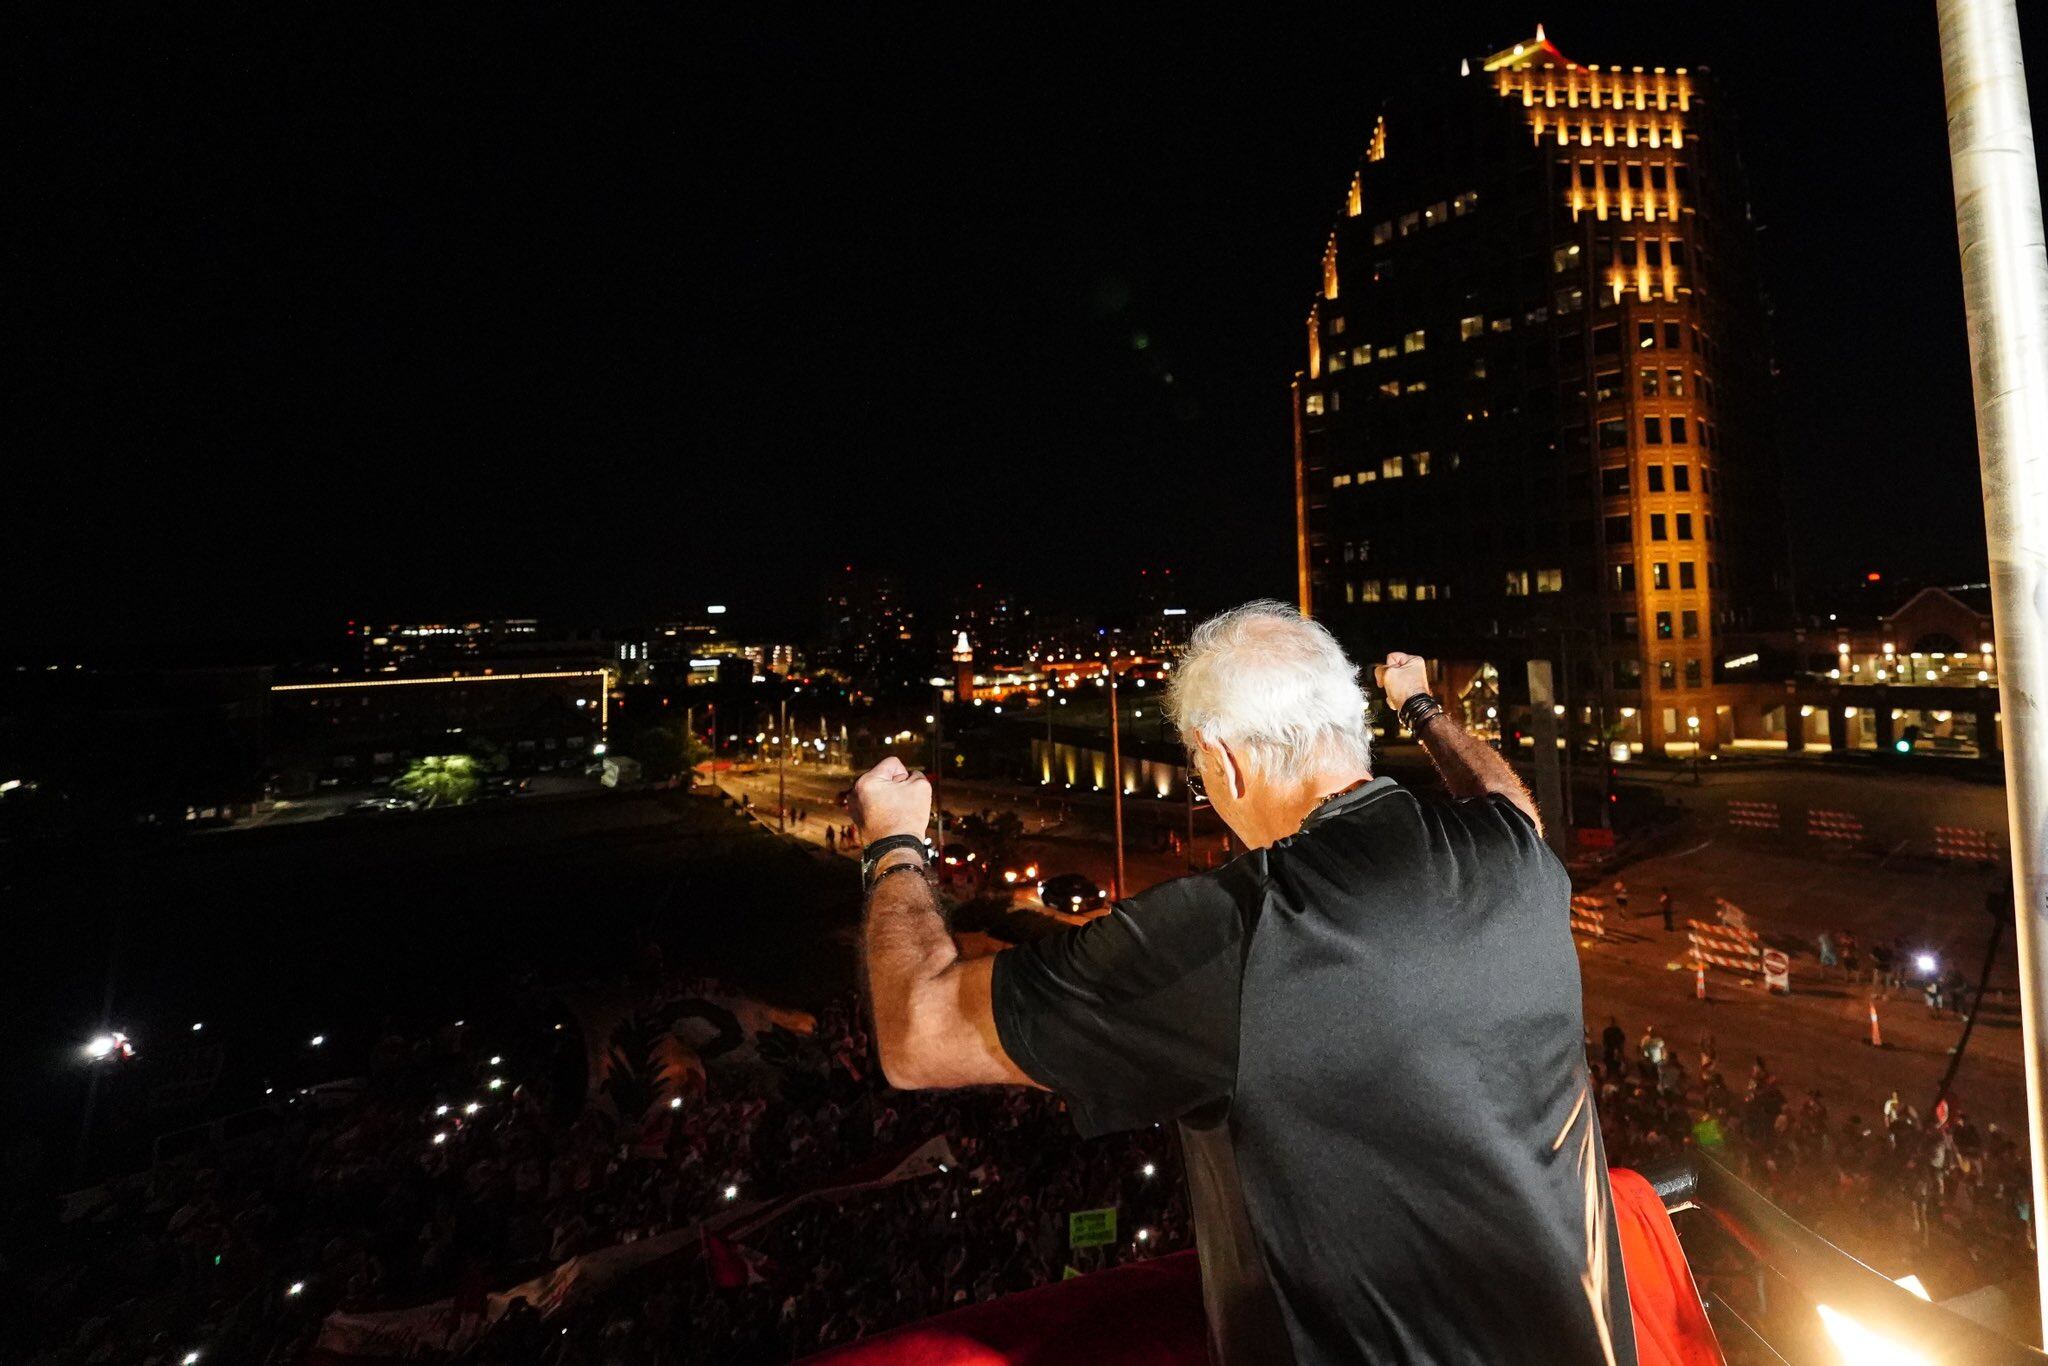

{"left": 14, "top": 5, "right": 2045, "bottom": 660}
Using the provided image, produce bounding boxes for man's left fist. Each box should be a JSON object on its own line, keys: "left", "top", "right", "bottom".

{"left": 850, "top": 757, "right": 933, "bottom": 844}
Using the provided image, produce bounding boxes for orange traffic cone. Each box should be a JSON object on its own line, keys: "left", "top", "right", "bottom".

{"left": 1695, "top": 962, "right": 1707, "bottom": 1001}
{"left": 1867, "top": 999, "right": 1883, "bottom": 1048}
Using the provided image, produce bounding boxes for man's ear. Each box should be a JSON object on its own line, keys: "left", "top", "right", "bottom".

{"left": 1215, "top": 740, "right": 1250, "bottom": 799}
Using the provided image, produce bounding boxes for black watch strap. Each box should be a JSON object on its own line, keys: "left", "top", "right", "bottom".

{"left": 861, "top": 834, "right": 929, "bottom": 891}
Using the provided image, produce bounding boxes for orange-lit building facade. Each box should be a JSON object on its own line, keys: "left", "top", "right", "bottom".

{"left": 1293, "top": 32, "right": 1791, "bottom": 756}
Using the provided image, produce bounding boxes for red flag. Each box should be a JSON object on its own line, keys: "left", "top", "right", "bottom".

{"left": 704, "top": 1230, "right": 769, "bottom": 1288}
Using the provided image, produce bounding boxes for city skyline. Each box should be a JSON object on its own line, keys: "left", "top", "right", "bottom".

{"left": 14, "top": 7, "right": 2040, "bottom": 660}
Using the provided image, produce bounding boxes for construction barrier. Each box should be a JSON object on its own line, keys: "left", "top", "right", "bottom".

{"left": 1712, "top": 897, "right": 1749, "bottom": 930}
{"left": 1726, "top": 799, "right": 1781, "bottom": 833}
{"left": 1807, "top": 808, "right": 1865, "bottom": 846}
{"left": 1568, "top": 894, "right": 1607, "bottom": 939}
{"left": 1934, "top": 825, "right": 2002, "bottom": 865}
{"left": 1687, "top": 919, "right": 1761, "bottom": 979}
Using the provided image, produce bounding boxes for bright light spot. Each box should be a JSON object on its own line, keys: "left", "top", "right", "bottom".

{"left": 191, "top": 1021, "right": 204, "bottom": 1033}
{"left": 707, "top": 605, "right": 727, "bottom": 615}
{"left": 84, "top": 1035, "right": 117, "bottom": 1060}
{"left": 1142, "top": 1163, "right": 1156, "bottom": 1178}
{"left": 309, "top": 1034, "right": 325, "bottom": 1048}
{"left": 723, "top": 1184, "right": 739, "bottom": 1201}
{"left": 925, "top": 714, "right": 935, "bottom": 724}
{"left": 1003, "top": 870, "right": 1018, "bottom": 883}
{"left": 1815, "top": 1304, "right": 1930, "bottom": 1366}
{"left": 1485, "top": 706, "right": 1498, "bottom": 719}
{"left": 1137, "top": 1228, "right": 1152, "bottom": 1242}
{"left": 183, "top": 1355, "right": 202, "bottom": 1366}
{"left": 487, "top": 1077, "right": 504, "bottom": 1090}
{"left": 670, "top": 1096, "right": 683, "bottom": 1109}
{"left": 432, "top": 1132, "right": 448, "bottom": 1146}
{"left": 489, "top": 1055, "right": 502, "bottom": 1066}
{"left": 1916, "top": 953, "right": 1938, "bottom": 974}
{"left": 434, "top": 1104, "right": 450, "bottom": 1116}
{"left": 287, "top": 1281, "right": 305, "bottom": 1297}
{"left": 1895, "top": 1274, "right": 1931, "bottom": 1301}
{"left": 464, "top": 1102, "right": 481, "bottom": 1115}
{"left": 553, "top": 1022, "right": 564, "bottom": 1031}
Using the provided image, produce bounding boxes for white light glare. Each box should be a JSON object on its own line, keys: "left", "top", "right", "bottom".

{"left": 723, "top": 1184, "right": 739, "bottom": 1201}
{"left": 286, "top": 1281, "right": 305, "bottom": 1297}
{"left": 1916, "top": 953, "right": 1938, "bottom": 974}
{"left": 464, "top": 1102, "right": 481, "bottom": 1115}
{"left": 1142, "top": 1163, "right": 1156, "bottom": 1178}
{"left": 1814, "top": 1304, "right": 1931, "bottom": 1366}
{"left": 309, "top": 1034, "right": 326, "bottom": 1048}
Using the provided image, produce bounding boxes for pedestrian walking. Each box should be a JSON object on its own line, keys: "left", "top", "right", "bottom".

{"left": 1600, "top": 1016, "right": 1626, "bottom": 1074}
{"left": 1613, "top": 879, "right": 1630, "bottom": 916}
{"left": 1658, "top": 887, "right": 1673, "bottom": 932}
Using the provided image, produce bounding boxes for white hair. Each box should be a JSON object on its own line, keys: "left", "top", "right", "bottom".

{"left": 1164, "top": 600, "right": 1372, "bottom": 780}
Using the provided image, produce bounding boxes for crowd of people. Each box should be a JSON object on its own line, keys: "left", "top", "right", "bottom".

{"left": 11, "top": 984, "right": 1184, "bottom": 1366}
{"left": 1594, "top": 1015, "right": 2035, "bottom": 1299}
{"left": 16, "top": 971, "right": 2035, "bottom": 1365}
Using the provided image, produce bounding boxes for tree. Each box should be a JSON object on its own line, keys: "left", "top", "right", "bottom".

{"left": 623, "top": 722, "right": 711, "bottom": 782}
{"left": 393, "top": 754, "right": 480, "bottom": 807}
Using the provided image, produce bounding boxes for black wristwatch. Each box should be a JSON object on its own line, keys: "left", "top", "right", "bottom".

{"left": 861, "top": 834, "right": 930, "bottom": 892}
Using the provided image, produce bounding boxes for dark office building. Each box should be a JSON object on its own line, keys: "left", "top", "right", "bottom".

{"left": 1292, "top": 30, "right": 1791, "bottom": 755}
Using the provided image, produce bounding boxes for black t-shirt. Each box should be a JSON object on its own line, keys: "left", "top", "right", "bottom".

{"left": 991, "top": 778, "right": 1636, "bottom": 1365}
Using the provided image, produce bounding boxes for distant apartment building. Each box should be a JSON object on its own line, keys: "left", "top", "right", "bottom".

{"left": 1293, "top": 30, "right": 1791, "bottom": 756}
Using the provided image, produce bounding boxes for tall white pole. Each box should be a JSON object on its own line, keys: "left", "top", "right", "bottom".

{"left": 1936, "top": 0, "right": 2048, "bottom": 1334}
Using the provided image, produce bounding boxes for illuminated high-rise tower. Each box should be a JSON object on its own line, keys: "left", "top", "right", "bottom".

{"left": 1293, "top": 30, "right": 1791, "bottom": 757}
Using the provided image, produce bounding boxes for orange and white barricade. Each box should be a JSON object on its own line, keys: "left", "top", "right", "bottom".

{"left": 1726, "top": 800, "right": 1780, "bottom": 833}
{"left": 1687, "top": 919, "right": 1761, "bottom": 982}
{"left": 1934, "top": 825, "right": 2001, "bottom": 865}
{"left": 1568, "top": 894, "right": 1607, "bottom": 939}
{"left": 1807, "top": 808, "right": 1864, "bottom": 847}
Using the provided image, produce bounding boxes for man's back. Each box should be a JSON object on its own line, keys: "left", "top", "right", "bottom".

{"left": 991, "top": 778, "right": 1634, "bottom": 1364}
{"left": 1234, "top": 781, "right": 1630, "bottom": 1364}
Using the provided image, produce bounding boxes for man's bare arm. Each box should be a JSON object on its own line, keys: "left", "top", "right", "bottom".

{"left": 851, "top": 756, "right": 1039, "bottom": 1091}
{"left": 1415, "top": 712, "right": 1541, "bottom": 834}
{"left": 863, "top": 860, "right": 1039, "bottom": 1090}
{"left": 1376, "top": 651, "right": 1542, "bottom": 834}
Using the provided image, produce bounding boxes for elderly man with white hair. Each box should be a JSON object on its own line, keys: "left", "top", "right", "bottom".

{"left": 852, "top": 600, "right": 1633, "bottom": 1365}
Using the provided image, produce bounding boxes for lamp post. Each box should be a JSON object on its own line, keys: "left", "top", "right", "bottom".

{"left": 1686, "top": 712, "right": 1702, "bottom": 785}
{"left": 1107, "top": 654, "right": 1127, "bottom": 898}
{"left": 777, "top": 696, "right": 788, "bottom": 831}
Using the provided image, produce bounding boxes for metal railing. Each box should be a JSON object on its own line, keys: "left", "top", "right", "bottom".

{"left": 1645, "top": 1152, "right": 2044, "bottom": 1363}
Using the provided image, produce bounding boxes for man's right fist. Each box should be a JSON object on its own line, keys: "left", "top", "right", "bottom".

{"left": 850, "top": 757, "right": 933, "bottom": 844}
{"left": 1373, "top": 652, "right": 1431, "bottom": 712}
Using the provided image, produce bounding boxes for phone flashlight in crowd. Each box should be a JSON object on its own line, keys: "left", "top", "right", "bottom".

{"left": 286, "top": 1281, "right": 304, "bottom": 1297}
{"left": 464, "top": 1102, "right": 482, "bottom": 1115}
{"left": 1137, "top": 1228, "right": 1152, "bottom": 1242}
{"left": 309, "top": 1034, "right": 325, "bottom": 1048}
{"left": 1141, "top": 1163, "right": 1156, "bottom": 1178}
{"left": 487, "top": 1077, "right": 504, "bottom": 1090}
{"left": 670, "top": 1096, "right": 683, "bottom": 1109}
{"left": 1916, "top": 953, "right": 1938, "bottom": 975}
{"left": 434, "top": 1104, "right": 449, "bottom": 1116}
{"left": 489, "top": 1054, "right": 502, "bottom": 1065}
{"left": 724, "top": 1184, "right": 739, "bottom": 1201}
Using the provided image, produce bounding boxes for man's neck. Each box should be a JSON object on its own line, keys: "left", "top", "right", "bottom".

{"left": 1242, "top": 765, "right": 1375, "bottom": 848}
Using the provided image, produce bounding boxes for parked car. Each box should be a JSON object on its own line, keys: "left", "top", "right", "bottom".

{"left": 1035, "top": 873, "right": 1108, "bottom": 914}
{"left": 341, "top": 796, "right": 418, "bottom": 818}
